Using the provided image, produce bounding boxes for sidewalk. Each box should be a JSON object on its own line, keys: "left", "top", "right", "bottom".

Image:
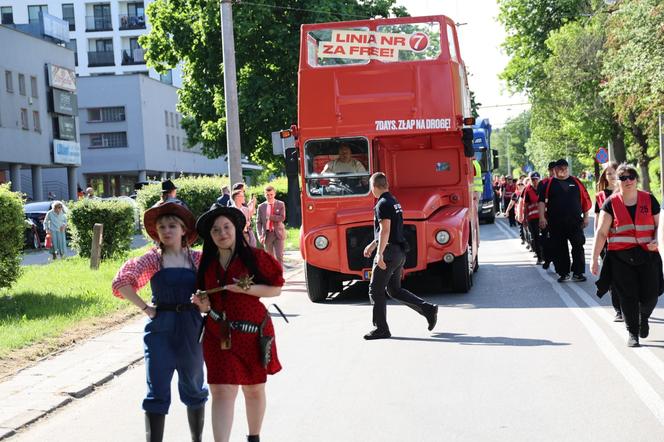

{"left": 0, "top": 251, "right": 303, "bottom": 440}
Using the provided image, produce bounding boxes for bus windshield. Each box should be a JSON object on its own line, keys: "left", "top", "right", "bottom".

{"left": 304, "top": 137, "right": 370, "bottom": 197}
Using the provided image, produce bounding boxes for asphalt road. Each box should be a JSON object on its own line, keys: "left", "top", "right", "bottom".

{"left": 11, "top": 218, "right": 664, "bottom": 441}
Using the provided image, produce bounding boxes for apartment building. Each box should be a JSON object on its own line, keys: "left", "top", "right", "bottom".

{"left": 76, "top": 74, "right": 224, "bottom": 196}
{"left": 0, "top": 0, "right": 182, "bottom": 87}
{"left": 0, "top": 23, "right": 80, "bottom": 200}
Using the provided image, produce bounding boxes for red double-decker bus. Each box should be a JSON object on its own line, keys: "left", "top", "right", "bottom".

{"left": 286, "top": 15, "right": 479, "bottom": 301}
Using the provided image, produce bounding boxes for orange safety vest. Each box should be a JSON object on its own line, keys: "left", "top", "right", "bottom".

{"left": 596, "top": 189, "right": 610, "bottom": 209}
{"left": 515, "top": 190, "right": 525, "bottom": 223}
{"left": 504, "top": 182, "right": 516, "bottom": 199}
{"left": 523, "top": 185, "right": 540, "bottom": 221}
{"left": 607, "top": 191, "right": 655, "bottom": 252}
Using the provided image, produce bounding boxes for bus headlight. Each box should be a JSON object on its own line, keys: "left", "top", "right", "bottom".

{"left": 435, "top": 230, "right": 450, "bottom": 245}
{"left": 314, "top": 235, "right": 329, "bottom": 250}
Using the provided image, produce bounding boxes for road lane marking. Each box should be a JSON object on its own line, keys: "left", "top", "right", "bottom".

{"left": 492, "top": 219, "right": 664, "bottom": 427}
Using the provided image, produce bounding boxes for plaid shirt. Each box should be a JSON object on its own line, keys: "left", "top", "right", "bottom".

{"left": 112, "top": 248, "right": 201, "bottom": 298}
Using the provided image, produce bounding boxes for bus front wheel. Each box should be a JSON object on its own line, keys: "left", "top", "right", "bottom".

{"left": 305, "top": 263, "right": 329, "bottom": 303}
{"left": 451, "top": 249, "right": 473, "bottom": 293}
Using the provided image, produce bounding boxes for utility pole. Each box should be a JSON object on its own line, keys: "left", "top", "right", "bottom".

{"left": 659, "top": 112, "right": 663, "bottom": 201}
{"left": 506, "top": 132, "right": 511, "bottom": 176}
{"left": 220, "top": 0, "right": 243, "bottom": 186}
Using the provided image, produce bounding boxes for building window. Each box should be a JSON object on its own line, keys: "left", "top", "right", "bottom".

{"left": 30, "top": 76, "right": 38, "bottom": 98}
{"left": 5, "top": 71, "right": 12, "bottom": 93}
{"left": 33, "top": 111, "right": 40, "bottom": 132}
{"left": 88, "top": 3, "right": 112, "bottom": 31}
{"left": 176, "top": 113, "right": 181, "bottom": 128}
{"left": 160, "top": 70, "right": 173, "bottom": 85}
{"left": 87, "top": 107, "right": 126, "bottom": 122}
{"left": 20, "top": 108, "right": 29, "bottom": 130}
{"left": 1, "top": 6, "right": 13, "bottom": 24}
{"left": 172, "top": 135, "right": 177, "bottom": 151}
{"left": 176, "top": 136, "right": 181, "bottom": 150}
{"left": 89, "top": 132, "right": 128, "bottom": 148}
{"left": 65, "top": 39, "right": 78, "bottom": 66}
{"left": 166, "top": 134, "right": 170, "bottom": 150}
{"left": 62, "top": 4, "right": 75, "bottom": 30}
{"left": 27, "top": 5, "right": 48, "bottom": 25}
{"left": 164, "top": 110, "right": 169, "bottom": 127}
{"left": 18, "top": 74, "right": 25, "bottom": 96}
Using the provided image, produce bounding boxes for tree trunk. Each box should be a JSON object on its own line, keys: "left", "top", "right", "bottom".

{"left": 611, "top": 124, "right": 627, "bottom": 163}
{"left": 628, "top": 114, "right": 651, "bottom": 191}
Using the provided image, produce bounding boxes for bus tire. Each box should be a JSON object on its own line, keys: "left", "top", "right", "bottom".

{"left": 486, "top": 204, "right": 496, "bottom": 224}
{"left": 451, "top": 250, "right": 472, "bottom": 293}
{"left": 305, "top": 263, "right": 329, "bottom": 303}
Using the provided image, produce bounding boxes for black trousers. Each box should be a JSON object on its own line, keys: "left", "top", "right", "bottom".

{"left": 549, "top": 219, "right": 586, "bottom": 276}
{"left": 368, "top": 245, "right": 430, "bottom": 331}
{"left": 527, "top": 219, "right": 543, "bottom": 260}
{"left": 609, "top": 251, "right": 660, "bottom": 335}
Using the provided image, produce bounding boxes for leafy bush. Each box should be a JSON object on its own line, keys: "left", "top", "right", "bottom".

{"left": 246, "top": 176, "right": 289, "bottom": 207}
{"left": 0, "top": 184, "right": 24, "bottom": 289}
{"left": 69, "top": 199, "right": 135, "bottom": 259}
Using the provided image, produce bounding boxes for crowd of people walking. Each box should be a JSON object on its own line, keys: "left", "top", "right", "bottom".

{"left": 495, "top": 160, "right": 664, "bottom": 348}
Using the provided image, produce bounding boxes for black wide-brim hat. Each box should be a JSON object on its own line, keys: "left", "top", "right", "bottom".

{"left": 144, "top": 200, "right": 198, "bottom": 245}
{"left": 196, "top": 204, "right": 247, "bottom": 242}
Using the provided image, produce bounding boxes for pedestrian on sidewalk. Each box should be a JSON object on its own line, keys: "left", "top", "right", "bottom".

{"left": 231, "top": 189, "right": 257, "bottom": 247}
{"left": 591, "top": 164, "right": 662, "bottom": 347}
{"left": 191, "top": 204, "right": 283, "bottom": 442}
{"left": 524, "top": 172, "right": 544, "bottom": 264}
{"left": 44, "top": 201, "right": 67, "bottom": 260}
{"left": 217, "top": 185, "right": 231, "bottom": 207}
{"left": 112, "top": 200, "right": 208, "bottom": 442}
{"left": 537, "top": 162, "right": 557, "bottom": 270}
{"left": 594, "top": 161, "right": 623, "bottom": 322}
{"left": 538, "top": 159, "right": 592, "bottom": 282}
{"left": 256, "top": 185, "right": 286, "bottom": 265}
{"left": 362, "top": 172, "right": 438, "bottom": 340}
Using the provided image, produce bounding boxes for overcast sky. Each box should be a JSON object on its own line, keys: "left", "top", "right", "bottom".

{"left": 394, "top": 0, "right": 530, "bottom": 128}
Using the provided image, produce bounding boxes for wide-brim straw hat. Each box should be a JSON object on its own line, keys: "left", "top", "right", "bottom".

{"left": 144, "top": 200, "right": 197, "bottom": 245}
{"left": 196, "top": 204, "right": 247, "bottom": 242}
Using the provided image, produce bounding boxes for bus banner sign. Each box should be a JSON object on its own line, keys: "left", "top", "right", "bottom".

{"left": 318, "top": 29, "right": 429, "bottom": 62}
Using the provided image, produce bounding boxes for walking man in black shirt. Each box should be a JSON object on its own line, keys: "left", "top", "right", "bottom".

{"left": 538, "top": 159, "right": 592, "bottom": 282}
{"left": 363, "top": 172, "right": 438, "bottom": 340}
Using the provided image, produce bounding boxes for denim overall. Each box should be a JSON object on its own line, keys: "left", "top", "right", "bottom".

{"left": 142, "top": 266, "right": 208, "bottom": 414}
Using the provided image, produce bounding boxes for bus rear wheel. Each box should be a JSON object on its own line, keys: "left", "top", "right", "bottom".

{"left": 305, "top": 263, "right": 329, "bottom": 303}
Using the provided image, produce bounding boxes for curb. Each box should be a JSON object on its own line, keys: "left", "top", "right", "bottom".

{"left": 0, "top": 256, "right": 303, "bottom": 440}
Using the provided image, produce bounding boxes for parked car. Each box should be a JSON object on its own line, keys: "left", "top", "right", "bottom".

{"left": 24, "top": 218, "right": 41, "bottom": 249}
{"left": 23, "top": 201, "right": 70, "bottom": 248}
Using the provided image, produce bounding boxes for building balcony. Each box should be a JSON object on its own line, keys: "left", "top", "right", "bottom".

{"left": 86, "top": 15, "right": 112, "bottom": 32}
{"left": 121, "top": 48, "right": 145, "bottom": 65}
{"left": 119, "top": 14, "right": 145, "bottom": 30}
{"left": 88, "top": 51, "right": 115, "bottom": 67}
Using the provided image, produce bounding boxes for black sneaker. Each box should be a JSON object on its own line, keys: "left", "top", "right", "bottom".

{"left": 640, "top": 317, "right": 650, "bottom": 339}
{"left": 614, "top": 312, "right": 624, "bottom": 322}
{"left": 364, "top": 328, "right": 391, "bottom": 340}
{"left": 572, "top": 274, "right": 587, "bottom": 282}
{"left": 424, "top": 304, "right": 438, "bottom": 331}
{"left": 627, "top": 334, "right": 640, "bottom": 347}
{"left": 557, "top": 274, "right": 571, "bottom": 283}
{"left": 542, "top": 261, "right": 551, "bottom": 270}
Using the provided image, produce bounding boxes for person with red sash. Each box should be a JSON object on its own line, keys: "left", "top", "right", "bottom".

{"left": 591, "top": 164, "right": 661, "bottom": 347}
{"left": 537, "top": 162, "right": 557, "bottom": 270}
{"left": 594, "top": 162, "right": 622, "bottom": 321}
{"left": 523, "top": 172, "right": 543, "bottom": 264}
{"left": 504, "top": 177, "right": 517, "bottom": 227}
{"left": 538, "top": 159, "right": 592, "bottom": 282}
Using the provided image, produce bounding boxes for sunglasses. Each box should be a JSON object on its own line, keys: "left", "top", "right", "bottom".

{"left": 618, "top": 174, "right": 637, "bottom": 182}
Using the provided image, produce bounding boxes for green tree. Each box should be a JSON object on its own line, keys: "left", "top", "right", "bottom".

{"left": 601, "top": 0, "right": 664, "bottom": 191}
{"left": 140, "top": 0, "right": 407, "bottom": 173}
{"left": 470, "top": 91, "right": 481, "bottom": 119}
{"left": 493, "top": 111, "right": 531, "bottom": 176}
{"left": 497, "top": 0, "right": 592, "bottom": 94}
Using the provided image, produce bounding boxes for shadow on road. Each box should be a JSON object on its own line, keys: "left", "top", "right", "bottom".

{"left": 389, "top": 331, "right": 570, "bottom": 346}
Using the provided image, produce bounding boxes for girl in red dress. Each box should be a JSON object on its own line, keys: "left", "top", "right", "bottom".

{"left": 191, "top": 205, "right": 283, "bottom": 442}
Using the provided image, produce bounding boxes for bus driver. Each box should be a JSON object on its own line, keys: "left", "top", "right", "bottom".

{"left": 321, "top": 143, "right": 367, "bottom": 175}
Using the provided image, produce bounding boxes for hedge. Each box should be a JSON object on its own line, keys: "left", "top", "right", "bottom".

{"left": 69, "top": 199, "right": 135, "bottom": 259}
{"left": 0, "top": 184, "right": 24, "bottom": 290}
{"left": 136, "top": 175, "right": 290, "bottom": 226}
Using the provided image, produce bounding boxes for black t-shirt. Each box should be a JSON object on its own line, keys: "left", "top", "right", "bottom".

{"left": 538, "top": 177, "right": 582, "bottom": 221}
{"left": 601, "top": 193, "right": 660, "bottom": 221}
{"left": 374, "top": 192, "right": 406, "bottom": 244}
{"left": 594, "top": 188, "right": 613, "bottom": 214}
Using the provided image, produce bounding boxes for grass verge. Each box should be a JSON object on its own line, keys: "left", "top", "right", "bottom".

{"left": 285, "top": 226, "right": 300, "bottom": 251}
{"left": 0, "top": 246, "right": 152, "bottom": 377}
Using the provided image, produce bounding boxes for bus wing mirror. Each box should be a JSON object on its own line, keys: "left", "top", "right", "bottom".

{"left": 284, "top": 147, "right": 299, "bottom": 176}
{"left": 462, "top": 128, "right": 474, "bottom": 158}
{"left": 492, "top": 149, "right": 499, "bottom": 170}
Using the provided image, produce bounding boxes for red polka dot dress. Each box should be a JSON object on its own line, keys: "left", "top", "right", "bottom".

{"left": 202, "top": 249, "right": 284, "bottom": 384}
